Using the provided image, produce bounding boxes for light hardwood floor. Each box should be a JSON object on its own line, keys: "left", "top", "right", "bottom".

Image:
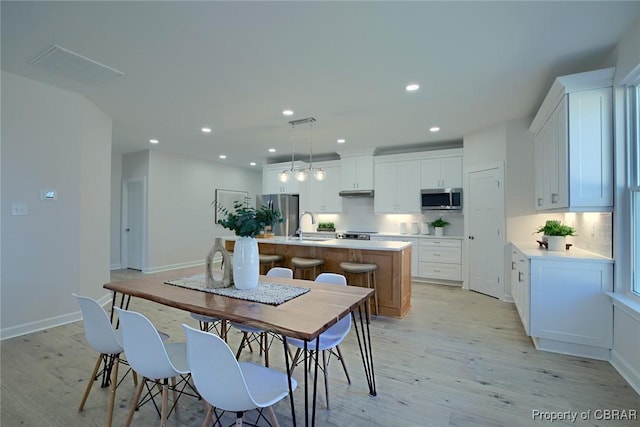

{"left": 1, "top": 270, "right": 638, "bottom": 426}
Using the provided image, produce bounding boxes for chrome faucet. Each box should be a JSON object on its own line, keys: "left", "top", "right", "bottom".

{"left": 297, "top": 211, "right": 316, "bottom": 240}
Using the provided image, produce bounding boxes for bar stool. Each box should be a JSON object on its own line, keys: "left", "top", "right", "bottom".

{"left": 340, "top": 261, "right": 378, "bottom": 320}
{"left": 291, "top": 257, "right": 325, "bottom": 280}
{"left": 259, "top": 254, "right": 283, "bottom": 275}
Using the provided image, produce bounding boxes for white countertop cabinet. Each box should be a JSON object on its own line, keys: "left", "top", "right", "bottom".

{"left": 530, "top": 68, "right": 614, "bottom": 212}
{"left": 419, "top": 239, "right": 462, "bottom": 282}
{"left": 262, "top": 163, "right": 301, "bottom": 194}
{"left": 304, "top": 162, "right": 342, "bottom": 213}
{"left": 339, "top": 154, "right": 374, "bottom": 191}
{"left": 373, "top": 159, "right": 420, "bottom": 213}
{"left": 510, "top": 245, "right": 530, "bottom": 335}
{"left": 420, "top": 156, "right": 462, "bottom": 189}
{"left": 510, "top": 242, "right": 613, "bottom": 360}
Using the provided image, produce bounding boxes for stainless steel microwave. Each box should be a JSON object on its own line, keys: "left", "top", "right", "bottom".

{"left": 421, "top": 188, "right": 462, "bottom": 210}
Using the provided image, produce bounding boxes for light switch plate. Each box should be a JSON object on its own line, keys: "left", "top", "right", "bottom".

{"left": 11, "top": 203, "right": 28, "bottom": 215}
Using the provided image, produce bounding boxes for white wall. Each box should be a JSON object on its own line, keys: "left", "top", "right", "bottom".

{"left": 1, "top": 71, "right": 111, "bottom": 339}
{"left": 110, "top": 155, "right": 122, "bottom": 269}
{"left": 116, "top": 149, "right": 262, "bottom": 272}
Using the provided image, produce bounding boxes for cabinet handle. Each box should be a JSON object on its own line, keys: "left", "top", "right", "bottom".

{"left": 551, "top": 193, "right": 558, "bottom": 204}
{"left": 512, "top": 261, "right": 516, "bottom": 270}
{"left": 518, "top": 272, "right": 524, "bottom": 282}
{"left": 537, "top": 198, "right": 543, "bottom": 207}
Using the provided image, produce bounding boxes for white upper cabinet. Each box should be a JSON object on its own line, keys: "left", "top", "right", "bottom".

{"left": 530, "top": 68, "right": 614, "bottom": 212}
{"left": 304, "top": 161, "right": 342, "bottom": 213}
{"left": 339, "top": 153, "right": 374, "bottom": 191}
{"left": 262, "top": 162, "right": 304, "bottom": 194}
{"left": 420, "top": 156, "right": 462, "bottom": 189}
{"left": 374, "top": 158, "right": 420, "bottom": 213}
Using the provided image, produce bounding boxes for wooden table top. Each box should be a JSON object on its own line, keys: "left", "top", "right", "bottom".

{"left": 104, "top": 266, "right": 373, "bottom": 341}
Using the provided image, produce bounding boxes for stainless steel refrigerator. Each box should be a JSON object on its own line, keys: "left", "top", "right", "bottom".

{"left": 256, "top": 194, "right": 300, "bottom": 237}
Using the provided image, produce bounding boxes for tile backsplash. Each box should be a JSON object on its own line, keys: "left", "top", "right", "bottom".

{"left": 564, "top": 212, "right": 613, "bottom": 257}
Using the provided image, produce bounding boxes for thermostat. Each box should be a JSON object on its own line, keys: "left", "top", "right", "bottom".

{"left": 41, "top": 189, "right": 57, "bottom": 200}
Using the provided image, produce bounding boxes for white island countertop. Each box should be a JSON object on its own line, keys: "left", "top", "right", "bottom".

{"left": 511, "top": 241, "right": 613, "bottom": 263}
{"left": 224, "top": 236, "right": 412, "bottom": 251}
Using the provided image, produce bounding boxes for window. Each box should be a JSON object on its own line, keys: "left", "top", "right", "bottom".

{"left": 631, "top": 84, "right": 640, "bottom": 295}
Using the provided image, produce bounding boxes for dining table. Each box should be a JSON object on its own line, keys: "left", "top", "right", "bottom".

{"left": 103, "top": 266, "right": 377, "bottom": 427}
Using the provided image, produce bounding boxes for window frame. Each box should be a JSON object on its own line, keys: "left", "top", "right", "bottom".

{"left": 628, "top": 82, "right": 640, "bottom": 296}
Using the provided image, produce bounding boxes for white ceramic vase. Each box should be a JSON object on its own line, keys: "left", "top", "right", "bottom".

{"left": 545, "top": 235, "right": 566, "bottom": 251}
{"left": 434, "top": 227, "right": 444, "bottom": 237}
{"left": 232, "top": 236, "right": 259, "bottom": 289}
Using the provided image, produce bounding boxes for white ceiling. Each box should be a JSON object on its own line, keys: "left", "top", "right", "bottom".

{"left": 2, "top": 1, "right": 639, "bottom": 169}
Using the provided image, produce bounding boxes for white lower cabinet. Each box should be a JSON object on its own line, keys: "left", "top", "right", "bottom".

{"left": 510, "top": 245, "right": 530, "bottom": 335}
{"left": 510, "top": 243, "right": 613, "bottom": 360}
{"left": 418, "top": 239, "right": 462, "bottom": 281}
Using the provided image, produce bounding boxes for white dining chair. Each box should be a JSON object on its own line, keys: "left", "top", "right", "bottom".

{"left": 231, "top": 267, "right": 293, "bottom": 366}
{"left": 114, "top": 307, "right": 198, "bottom": 426}
{"left": 286, "top": 272, "right": 352, "bottom": 409}
{"left": 183, "top": 324, "right": 296, "bottom": 427}
{"left": 73, "top": 294, "right": 137, "bottom": 427}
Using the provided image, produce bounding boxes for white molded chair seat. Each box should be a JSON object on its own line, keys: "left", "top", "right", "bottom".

{"left": 231, "top": 267, "right": 293, "bottom": 366}
{"left": 183, "top": 324, "right": 296, "bottom": 427}
{"left": 73, "top": 293, "right": 135, "bottom": 427}
{"left": 115, "top": 307, "right": 197, "bottom": 426}
{"left": 285, "top": 273, "right": 351, "bottom": 409}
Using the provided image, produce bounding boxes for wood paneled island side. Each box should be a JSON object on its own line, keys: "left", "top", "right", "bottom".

{"left": 225, "top": 237, "right": 412, "bottom": 318}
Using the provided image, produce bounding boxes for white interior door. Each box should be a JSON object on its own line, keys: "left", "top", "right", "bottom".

{"left": 123, "top": 179, "right": 145, "bottom": 271}
{"left": 468, "top": 165, "right": 504, "bottom": 298}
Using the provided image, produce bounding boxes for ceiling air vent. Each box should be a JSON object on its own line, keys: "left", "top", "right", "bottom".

{"left": 30, "top": 45, "right": 124, "bottom": 85}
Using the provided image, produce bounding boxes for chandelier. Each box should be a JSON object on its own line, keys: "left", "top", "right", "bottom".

{"left": 279, "top": 117, "right": 326, "bottom": 183}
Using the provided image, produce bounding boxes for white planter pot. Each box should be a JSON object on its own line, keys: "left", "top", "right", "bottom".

{"left": 232, "top": 236, "right": 259, "bottom": 289}
{"left": 434, "top": 227, "right": 444, "bottom": 237}
{"left": 545, "top": 235, "right": 566, "bottom": 251}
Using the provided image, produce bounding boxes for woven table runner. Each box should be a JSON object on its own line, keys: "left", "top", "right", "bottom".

{"left": 165, "top": 273, "right": 310, "bottom": 306}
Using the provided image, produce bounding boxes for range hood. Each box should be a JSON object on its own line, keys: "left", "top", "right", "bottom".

{"left": 339, "top": 189, "right": 375, "bottom": 198}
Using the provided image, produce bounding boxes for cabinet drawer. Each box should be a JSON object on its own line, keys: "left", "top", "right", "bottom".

{"left": 420, "top": 239, "right": 461, "bottom": 248}
{"left": 419, "top": 246, "right": 461, "bottom": 264}
{"left": 419, "top": 262, "right": 462, "bottom": 281}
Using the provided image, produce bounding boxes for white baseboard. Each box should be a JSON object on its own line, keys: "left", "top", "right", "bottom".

{"left": 110, "top": 263, "right": 122, "bottom": 270}
{"left": 611, "top": 349, "right": 640, "bottom": 396}
{"left": 1, "top": 311, "right": 81, "bottom": 341}
{"left": 144, "top": 260, "right": 206, "bottom": 274}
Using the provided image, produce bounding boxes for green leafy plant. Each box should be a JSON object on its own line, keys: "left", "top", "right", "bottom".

{"left": 215, "top": 199, "right": 283, "bottom": 238}
{"left": 430, "top": 218, "right": 450, "bottom": 228}
{"left": 317, "top": 222, "right": 335, "bottom": 230}
{"left": 535, "top": 220, "right": 576, "bottom": 237}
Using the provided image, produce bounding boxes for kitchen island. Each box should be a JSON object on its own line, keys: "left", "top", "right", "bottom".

{"left": 225, "top": 237, "right": 412, "bottom": 318}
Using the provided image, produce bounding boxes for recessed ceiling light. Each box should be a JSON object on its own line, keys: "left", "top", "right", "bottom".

{"left": 282, "top": 109, "right": 294, "bottom": 116}
{"left": 268, "top": 148, "right": 276, "bottom": 153}
{"left": 219, "top": 155, "right": 227, "bottom": 159}
{"left": 149, "top": 139, "right": 159, "bottom": 144}
{"left": 430, "top": 126, "right": 440, "bottom": 132}
{"left": 201, "top": 127, "right": 212, "bottom": 133}
{"left": 337, "top": 138, "right": 346, "bottom": 144}
{"left": 250, "top": 162, "right": 257, "bottom": 166}
{"left": 405, "top": 83, "right": 420, "bottom": 92}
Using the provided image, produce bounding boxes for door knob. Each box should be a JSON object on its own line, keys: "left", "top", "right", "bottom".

{"left": 126, "top": 228, "right": 131, "bottom": 232}
{"left": 468, "top": 235, "right": 475, "bottom": 240}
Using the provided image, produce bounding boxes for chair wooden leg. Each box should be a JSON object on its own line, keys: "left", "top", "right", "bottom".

{"left": 322, "top": 350, "right": 330, "bottom": 410}
{"left": 335, "top": 345, "right": 351, "bottom": 384}
{"left": 371, "top": 271, "right": 379, "bottom": 316}
{"left": 170, "top": 376, "right": 178, "bottom": 410}
{"left": 267, "top": 406, "right": 280, "bottom": 427}
{"left": 202, "top": 405, "right": 214, "bottom": 427}
{"left": 290, "top": 348, "right": 302, "bottom": 374}
{"left": 126, "top": 379, "right": 145, "bottom": 427}
{"left": 79, "top": 354, "right": 103, "bottom": 411}
{"left": 161, "top": 381, "right": 169, "bottom": 427}
{"left": 262, "top": 333, "right": 270, "bottom": 367}
{"left": 106, "top": 356, "right": 120, "bottom": 427}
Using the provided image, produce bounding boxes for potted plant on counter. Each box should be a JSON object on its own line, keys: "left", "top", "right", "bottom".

{"left": 430, "top": 218, "right": 450, "bottom": 237}
{"left": 216, "top": 199, "right": 283, "bottom": 289}
{"left": 535, "top": 220, "right": 576, "bottom": 251}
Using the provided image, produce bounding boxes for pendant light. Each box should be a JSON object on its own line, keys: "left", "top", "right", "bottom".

{"left": 280, "top": 117, "right": 325, "bottom": 183}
